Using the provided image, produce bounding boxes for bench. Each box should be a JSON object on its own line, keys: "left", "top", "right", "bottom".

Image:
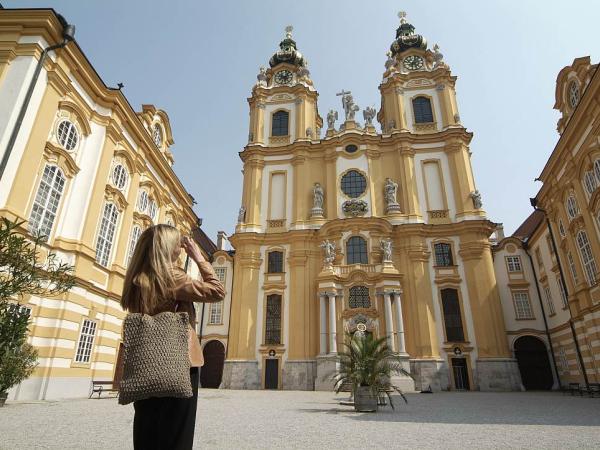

{"left": 581, "top": 383, "right": 600, "bottom": 398}
{"left": 89, "top": 380, "right": 119, "bottom": 399}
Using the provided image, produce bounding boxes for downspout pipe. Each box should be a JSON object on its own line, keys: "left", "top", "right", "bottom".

{"left": 530, "top": 199, "right": 590, "bottom": 389}
{"left": 522, "top": 240, "right": 562, "bottom": 388}
{"left": 0, "top": 17, "right": 75, "bottom": 182}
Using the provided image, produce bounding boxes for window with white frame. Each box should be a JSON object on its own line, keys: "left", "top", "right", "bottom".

{"left": 208, "top": 301, "right": 223, "bottom": 325}
{"left": 512, "top": 291, "right": 534, "bottom": 319}
{"left": 584, "top": 171, "right": 597, "bottom": 196}
{"left": 138, "top": 191, "right": 149, "bottom": 213}
{"left": 153, "top": 124, "right": 163, "bottom": 148}
{"left": 74, "top": 319, "right": 97, "bottom": 363}
{"left": 127, "top": 225, "right": 142, "bottom": 265}
{"left": 568, "top": 81, "right": 580, "bottom": 109}
{"left": 112, "top": 164, "right": 128, "bottom": 191}
{"left": 214, "top": 267, "right": 227, "bottom": 284}
{"left": 506, "top": 256, "right": 522, "bottom": 272}
{"left": 566, "top": 194, "right": 579, "bottom": 220}
{"left": 56, "top": 119, "right": 79, "bottom": 151}
{"left": 96, "top": 203, "right": 119, "bottom": 267}
{"left": 543, "top": 285, "right": 556, "bottom": 315}
{"left": 29, "top": 165, "right": 66, "bottom": 238}
{"left": 557, "top": 276, "right": 568, "bottom": 309}
{"left": 148, "top": 200, "right": 158, "bottom": 221}
{"left": 576, "top": 230, "right": 598, "bottom": 286}
{"left": 567, "top": 251, "right": 579, "bottom": 285}
{"left": 559, "top": 219, "right": 566, "bottom": 238}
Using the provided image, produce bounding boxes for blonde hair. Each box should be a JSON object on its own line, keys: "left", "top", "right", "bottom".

{"left": 121, "top": 224, "right": 182, "bottom": 314}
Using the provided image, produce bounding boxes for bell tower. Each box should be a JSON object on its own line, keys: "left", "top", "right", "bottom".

{"left": 248, "top": 26, "right": 322, "bottom": 147}
{"left": 378, "top": 12, "right": 461, "bottom": 134}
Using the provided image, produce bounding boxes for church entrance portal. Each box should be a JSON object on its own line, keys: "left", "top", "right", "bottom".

{"left": 514, "top": 336, "right": 553, "bottom": 390}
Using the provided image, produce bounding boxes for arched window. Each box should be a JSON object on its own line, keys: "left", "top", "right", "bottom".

{"left": 112, "top": 164, "right": 129, "bottom": 191}
{"left": 148, "top": 199, "right": 158, "bottom": 221}
{"left": 434, "top": 242, "right": 454, "bottom": 267}
{"left": 347, "top": 236, "right": 368, "bottom": 264}
{"left": 268, "top": 251, "right": 284, "bottom": 273}
{"left": 265, "top": 294, "right": 282, "bottom": 344}
{"left": 568, "top": 81, "right": 580, "bottom": 109}
{"left": 412, "top": 97, "right": 433, "bottom": 123}
{"left": 441, "top": 288, "right": 465, "bottom": 342}
{"left": 138, "top": 191, "right": 149, "bottom": 213}
{"left": 583, "top": 171, "right": 597, "bottom": 195}
{"left": 96, "top": 202, "right": 120, "bottom": 267}
{"left": 576, "top": 230, "right": 598, "bottom": 286}
{"left": 152, "top": 124, "right": 163, "bottom": 148}
{"left": 29, "top": 165, "right": 66, "bottom": 238}
{"left": 349, "top": 286, "right": 371, "bottom": 308}
{"left": 56, "top": 119, "right": 79, "bottom": 151}
{"left": 565, "top": 194, "right": 579, "bottom": 220}
{"left": 271, "top": 111, "right": 289, "bottom": 136}
{"left": 127, "top": 225, "right": 142, "bottom": 265}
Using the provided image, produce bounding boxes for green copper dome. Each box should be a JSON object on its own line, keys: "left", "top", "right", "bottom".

{"left": 390, "top": 12, "right": 427, "bottom": 56}
{"left": 269, "top": 26, "right": 306, "bottom": 68}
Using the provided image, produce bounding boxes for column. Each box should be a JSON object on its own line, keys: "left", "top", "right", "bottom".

{"left": 383, "top": 292, "right": 396, "bottom": 352}
{"left": 393, "top": 292, "right": 406, "bottom": 354}
{"left": 319, "top": 292, "right": 327, "bottom": 355}
{"left": 328, "top": 292, "right": 337, "bottom": 354}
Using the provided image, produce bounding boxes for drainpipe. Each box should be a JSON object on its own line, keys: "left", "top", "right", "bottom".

{"left": 0, "top": 16, "right": 75, "bottom": 182}
{"left": 530, "top": 199, "right": 590, "bottom": 389}
{"left": 522, "top": 240, "right": 562, "bottom": 388}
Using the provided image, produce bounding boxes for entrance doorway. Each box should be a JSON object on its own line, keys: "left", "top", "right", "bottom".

{"left": 200, "top": 340, "right": 225, "bottom": 389}
{"left": 514, "top": 336, "right": 553, "bottom": 390}
{"left": 265, "top": 359, "right": 279, "bottom": 389}
{"left": 451, "top": 358, "right": 470, "bottom": 390}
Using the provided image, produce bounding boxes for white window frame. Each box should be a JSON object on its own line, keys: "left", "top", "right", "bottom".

{"left": 576, "top": 230, "right": 598, "bottom": 286}
{"left": 152, "top": 124, "right": 163, "bottom": 148}
{"left": 74, "top": 319, "right": 97, "bottom": 364}
{"left": 56, "top": 119, "right": 79, "bottom": 151}
{"left": 506, "top": 256, "right": 522, "bottom": 272}
{"left": 557, "top": 276, "right": 568, "bottom": 309}
{"left": 28, "top": 165, "right": 66, "bottom": 239}
{"left": 584, "top": 171, "right": 597, "bottom": 196}
{"left": 127, "top": 225, "right": 142, "bottom": 265}
{"left": 138, "top": 191, "right": 149, "bottom": 213}
{"left": 566, "top": 195, "right": 579, "bottom": 220}
{"left": 95, "top": 202, "right": 120, "bottom": 267}
{"left": 512, "top": 291, "right": 534, "bottom": 320}
{"left": 568, "top": 80, "right": 580, "bottom": 109}
{"left": 148, "top": 200, "right": 158, "bottom": 221}
{"left": 112, "top": 163, "right": 129, "bottom": 191}
{"left": 543, "top": 285, "right": 556, "bottom": 315}
{"left": 567, "top": 251, "right": 579, "bottom": 285}
{"left": 214, "top": 267, "right": 227, "bottom": 284}
{"left": 208, "top": 301, "right": 223, "bottom": 325}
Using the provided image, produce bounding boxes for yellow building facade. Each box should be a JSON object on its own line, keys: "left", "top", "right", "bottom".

{"left": 0, "top": 9, "right": 202, "bottom": 400}
{"left": 223, "top": 16, "right": 521, "bottom": 391}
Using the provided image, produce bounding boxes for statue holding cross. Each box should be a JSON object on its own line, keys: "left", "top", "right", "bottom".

{"left": 336, "top": 90, "right": 359, "bottom": 122}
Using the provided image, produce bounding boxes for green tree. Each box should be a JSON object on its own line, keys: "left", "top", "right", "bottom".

{"left": 0, "top": 218, "right": 75, "bottom": 401}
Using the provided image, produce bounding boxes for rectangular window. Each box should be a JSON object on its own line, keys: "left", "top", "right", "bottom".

{"left": 506, "top": 256, "right": 522, "bottom": 272}
{"left": 267, "top": 251, "right": 284, "bottom": 273}
{"left": 557, "top": 276, "right": 568, "bottom": 309}
{"left": 434, "top": 243, "right": 454, "bottom": 267}
{"left": 543, "top": 285, "right": 556, "bottom": 315}
{"left": 214, "top": 267, "right": 227, "bottom": 284}
{"left": 95, "top": 203, "right": 120, "bottom": 267}
{"left": 512, "top": 291, "right": 534, "bottom": 319}
{"left": 576, "top": 231, "right": 598, "bottom": 286}
{"left": 29, "top": 165, "right": 66, "bottom": 238}
{"left": 265, "top": 294, "right": 282, "bottom": 345}
{"left": 567, "top": 252, "right": 579, "bottom": 285}
{"left": 74, "top": 319, "right": 97, "bottom": 364}
{"left": 441, "top": 288, "right": 465, "bottom": 342}
{"left": 268, "top": 172, "right": 286, "bottom": 220}
{"left": 208, "top": 301, "right": 223, "bottom": 325}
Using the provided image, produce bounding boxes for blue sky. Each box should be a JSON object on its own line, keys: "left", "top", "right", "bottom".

{"left": 6, "top": 0, "right": 600, "bottom": 240}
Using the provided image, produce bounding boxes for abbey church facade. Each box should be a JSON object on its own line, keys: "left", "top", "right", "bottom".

{"left": 221, "top": 14, "right": 521, "bottom": 392}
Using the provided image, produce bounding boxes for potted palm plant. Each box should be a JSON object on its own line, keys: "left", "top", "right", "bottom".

{"left": 332, "top": 332, "right": 411, "bottom": 412}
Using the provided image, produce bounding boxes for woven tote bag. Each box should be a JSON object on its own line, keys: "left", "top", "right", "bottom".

{"left": 118, "top": 311, "right": 192, "bottom": 405}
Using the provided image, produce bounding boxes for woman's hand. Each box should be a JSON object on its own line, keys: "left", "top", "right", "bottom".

{"left": 182, "top": 236, "right": 206, "bottom": 263}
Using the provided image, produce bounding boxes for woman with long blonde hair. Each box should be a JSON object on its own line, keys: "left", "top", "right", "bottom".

{"left": 121, "top": 224, "right": 225, "bottom": 450}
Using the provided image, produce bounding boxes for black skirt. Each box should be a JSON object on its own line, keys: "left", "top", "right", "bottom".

{"left": 133, "top": 367, "right": 199, "bottom": 450}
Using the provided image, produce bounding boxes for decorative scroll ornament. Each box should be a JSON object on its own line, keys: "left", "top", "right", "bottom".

{"left": 320, "top": 240, "right": 337, "bottom": 266}
{"left": 470, "top": 190, "right": 482, "bottom": 209}
{"left": 342, "top": 199, "right": 368, "bottom": 217}
{"left": 380, "top": 238, "right": 393, "bottom": 262}
{"left": 347, "top": 314, "right": 377, "bottom": 335}
{"left": 311, "top": 183, "right": 324, "bottom": 218}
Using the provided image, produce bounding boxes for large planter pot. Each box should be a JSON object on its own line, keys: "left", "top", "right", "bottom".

{"left": 0, "top": 392, "right": 8, "bottom": 408}
{"left": 354, "top": 386, "right": 378, "bottom": 412}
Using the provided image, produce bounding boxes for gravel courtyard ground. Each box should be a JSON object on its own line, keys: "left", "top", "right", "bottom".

{"left": 1, "top": 390, "right": 599, "bottom": 449}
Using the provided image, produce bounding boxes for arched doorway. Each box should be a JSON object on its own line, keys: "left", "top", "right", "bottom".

{"left": 514, "top": 336, "right": 553, "bottom": 390}
{"left": 200, "top": 340, "right": 225, "bottom": 389}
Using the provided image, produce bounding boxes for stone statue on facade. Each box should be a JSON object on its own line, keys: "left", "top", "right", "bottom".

{"left": 336, "top": 90, "right": 359, "bottom": 122}
{"left": 326, "top": 109, "right": 338, "bottom": 129}
{"left": 363, "top": 106, "right": 376, "bottom": 126}
{"left": 256, "top": 66, "right": 268, "bottom": 87}
{"left": 384, "top": 51, "right": 396, "bottom": 71}
{"left": 380, "top": 238, "right": 393, "bottom": 262}
{"left": 237, "top": 206, "right": 246, "bottom": 224}
{"left": 432, "top": 44, "right": 446, "bottom": 69}
{"left": 311, "top": 183, "right": 324, "bottom": 218}
{"left": 470, "top": 190, "right": 482, "bottom": 209}
{"left": 306, "top": 127, "right": 313, "bottom": 138}
{"left": 384, "top": 178, "right": 401, "bottom": 213}
{"left": 320, "top": 240, "right": 337, "bottom": 266}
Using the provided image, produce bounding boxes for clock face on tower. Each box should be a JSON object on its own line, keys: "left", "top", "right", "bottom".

{"left": 403, "top": 55, "right": 424, "bottom": 71}
{"left": 274, "top": 70, "right": 293, "bottom": 85}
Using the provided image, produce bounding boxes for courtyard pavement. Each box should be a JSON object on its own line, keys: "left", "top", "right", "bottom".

{"left": 1, "top": 390, "right": 599, "bottom": 449}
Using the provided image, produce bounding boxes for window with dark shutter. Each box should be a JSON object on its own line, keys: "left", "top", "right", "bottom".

{"left": 265, "top": 294, "right": 282, "bottom": 344}
{"left": 271, "top": 111, "right": 289, "bottom": 136}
